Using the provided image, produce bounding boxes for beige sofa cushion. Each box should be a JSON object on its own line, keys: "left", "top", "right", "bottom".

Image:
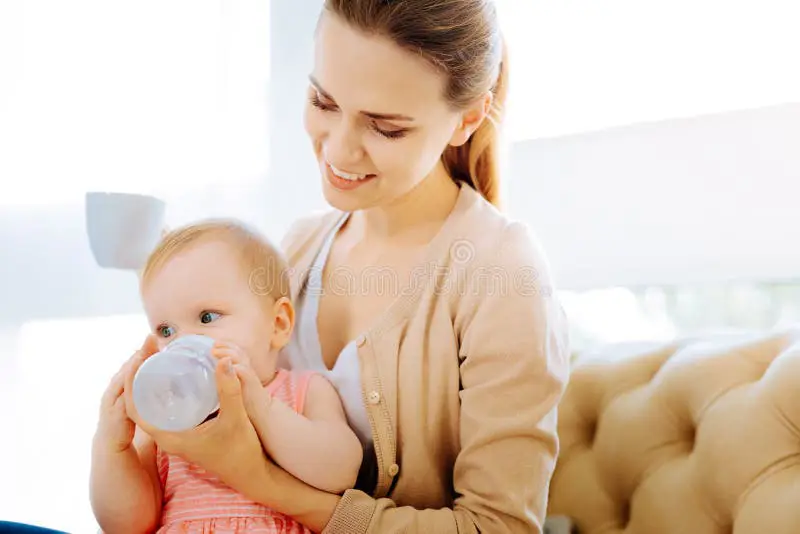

{"left": 548, "top": 328, "right": 800, "bottom": 534}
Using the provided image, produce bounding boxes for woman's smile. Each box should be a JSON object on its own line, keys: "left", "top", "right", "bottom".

{"left": 324, "top": 160, "right": 378, "bottom": 191}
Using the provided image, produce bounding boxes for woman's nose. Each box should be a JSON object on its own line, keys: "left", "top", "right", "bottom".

{"left": 324, "top": 119, "right": 364, "bottom": 166}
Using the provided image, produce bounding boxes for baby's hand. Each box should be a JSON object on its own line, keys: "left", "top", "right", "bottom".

{"left": 95, "top": 336, "right": 159, "bottom": 453}
{"left": 210, "top": 342, "right": 271, "bottom": 420}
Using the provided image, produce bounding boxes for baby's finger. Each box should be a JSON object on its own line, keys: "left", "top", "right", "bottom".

{"left": 121, "top": 342, "right": 159, "bottom": 419}
{"left": 101, "top": 367, "right": 127, "bottom": 410}
{"left": 234, "top": 364, "right": 266, "bottom": 393}
{"left": 112, "top": 391, "right": 128, "bottom": 415}
{"left": 139, "top": 334, "right": 160, "bottom": 359}
{"left": 126, "top": 337, "right": 158, "bottom": 381}
{"left": 211, "top": 346, "right": 246, "bottom": 364}
{"left": 211, "top": 340, "right": 242, "bottom": 353}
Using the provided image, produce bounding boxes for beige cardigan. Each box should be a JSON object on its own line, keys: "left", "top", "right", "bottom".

{"left": 280, "top": 184, "right": 571, "bottom": 534}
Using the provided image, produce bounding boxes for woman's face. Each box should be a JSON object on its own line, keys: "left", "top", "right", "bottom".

{"left": 304, "top": 12, "right": 467, "bottom": 212}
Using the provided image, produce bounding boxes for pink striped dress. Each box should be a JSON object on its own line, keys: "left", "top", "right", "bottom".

{"left": 155, "top": 369, "right": 315, "bottom": 534}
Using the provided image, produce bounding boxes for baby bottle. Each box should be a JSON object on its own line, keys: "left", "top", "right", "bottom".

{"left": 132, "top": 334, "right": 219, "bottom": 432}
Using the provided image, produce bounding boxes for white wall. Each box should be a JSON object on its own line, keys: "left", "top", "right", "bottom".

{"left": 507, "top": 102, "right": 800, "bottom": 290}
{"left": 265, "top": 0, "right": 327, "bottom": 240}
{"left": 0, "top": 0, "right": 272, "bottom": 323}
{"left": 0, "top": 203, "right": 144, "bottom": 323}
{"left": 0, "top": 187, "right": 277, "bottom": 324}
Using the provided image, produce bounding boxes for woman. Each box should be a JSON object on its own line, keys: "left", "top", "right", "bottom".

{"left": 125, "top": 1, "right": 570, "bottom": 532}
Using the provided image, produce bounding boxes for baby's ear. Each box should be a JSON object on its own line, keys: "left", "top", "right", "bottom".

{"left": 270, "top": 296, "right": 295, "bottom": 350}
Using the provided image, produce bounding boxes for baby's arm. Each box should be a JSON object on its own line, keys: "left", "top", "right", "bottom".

{"left": 253, "top": 374, "right": 362, "bottom": 494}
{"left": 90, "top": 427, "right": 162, "bottom": 533}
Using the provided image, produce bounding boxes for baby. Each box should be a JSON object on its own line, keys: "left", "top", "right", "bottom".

{"left": 90, "top": 219, "right": 363, "bottom": 533}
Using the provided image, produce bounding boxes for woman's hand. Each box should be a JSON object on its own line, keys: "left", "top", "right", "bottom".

{"left": 122, "top": 335, "right": 276, "bottom": 501}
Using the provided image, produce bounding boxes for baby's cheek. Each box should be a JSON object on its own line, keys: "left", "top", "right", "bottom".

{"left": 249, "top": 347, "right": 276, "bottom": 381}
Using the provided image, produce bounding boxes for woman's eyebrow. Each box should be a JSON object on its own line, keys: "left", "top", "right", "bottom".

{"left": 309, "top": 75, "right": 416, "bottom": 122}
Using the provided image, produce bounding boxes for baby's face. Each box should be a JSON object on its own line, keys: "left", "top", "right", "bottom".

{"left": 141, "top": 239, "right": 277, "bottom": 382}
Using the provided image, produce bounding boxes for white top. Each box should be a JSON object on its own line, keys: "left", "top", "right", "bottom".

{"left": 279, "top": 214, "right": 374, "bottom": 450}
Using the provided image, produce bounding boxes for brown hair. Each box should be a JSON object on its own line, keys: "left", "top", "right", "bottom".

{"left": 140, "top": 219, "right": 291, "bottom": 303}
{"left": 323, "top": 0, "right": 507, "bottom": 207}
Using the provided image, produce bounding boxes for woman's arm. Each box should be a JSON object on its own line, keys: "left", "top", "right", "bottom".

{"left": 258, "top": 222, "right": 571, "bottom": 534}
{"left": 249, "top": 374, "right": 363, "bottom": 494}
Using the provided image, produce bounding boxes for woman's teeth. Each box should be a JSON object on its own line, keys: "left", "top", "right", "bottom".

{"left": 330, "top": 164, "right": 370, "bottom": 181}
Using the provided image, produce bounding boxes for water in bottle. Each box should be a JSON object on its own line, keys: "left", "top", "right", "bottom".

{"left": 132, "top": 334, "right": 219, "bottom": 432}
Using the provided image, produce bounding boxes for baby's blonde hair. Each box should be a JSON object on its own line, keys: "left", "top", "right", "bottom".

{"left": 140, "top": 219, "right": 291, "bottom": 303}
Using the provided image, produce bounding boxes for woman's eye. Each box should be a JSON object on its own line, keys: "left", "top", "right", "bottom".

{"left": 309, "top": 91, "right": 337, "bottom": 112}
{"left": 158, "top": 325, "right": 174, "bottom": 338}
{"left": 371, "top": 123, "right": 408, "bottom": 140}
{"left": 200, "top": 311, "right": 221, "bottom": 324}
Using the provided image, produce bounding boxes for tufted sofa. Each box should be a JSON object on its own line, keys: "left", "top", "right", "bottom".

{"left": 547, "top": 327, "right": 800, "bottom": 534}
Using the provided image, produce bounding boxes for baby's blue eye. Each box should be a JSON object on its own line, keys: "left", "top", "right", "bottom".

{"left": 200, "top": 311, "right": 220, "bottom": 324}
{"left": 158, "top": 325, "right": 175, "bottom": 338}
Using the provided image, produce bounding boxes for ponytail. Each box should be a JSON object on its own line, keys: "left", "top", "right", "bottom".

{"left": 442, "top": 44, "right": 508, "bottom": 209}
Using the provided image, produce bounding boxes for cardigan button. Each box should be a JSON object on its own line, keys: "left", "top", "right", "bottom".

{"left": 367, "top": 391, "right": 381, "bottom": 405}
{"left": 388, "top": 463, "right": 400, "bottom": 477}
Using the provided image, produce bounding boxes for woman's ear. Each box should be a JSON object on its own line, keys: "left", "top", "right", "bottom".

{"left": 270, "top": 296, "right": 295, "bottom": 351}
{"left": 449, "top": 91, "right": 493, "bottom": 147}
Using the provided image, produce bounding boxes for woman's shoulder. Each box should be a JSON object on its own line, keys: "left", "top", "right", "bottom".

{"left": 451, "top": 188, "right": 570, "bottom": 372}
{"left": 279, "top": 208, "right": 344, "bottom": 264}
{"left": 453, "top": 188, "right": 554, "bottom": 281}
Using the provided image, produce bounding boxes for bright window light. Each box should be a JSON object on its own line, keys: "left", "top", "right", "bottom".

{"left": 0, "top": 314, "right": 150, "bottom": 532}
{"left": 0, "top": 0, "right": 269, "bottom": 207}
{"left": 497, "top": 0, "right": 800, "bottom": 140}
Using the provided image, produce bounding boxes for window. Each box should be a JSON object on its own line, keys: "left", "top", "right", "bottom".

{"left": 496, "top": 0, "right": 800, "bottom": 140}
{"left": 0, "top": 0, "right": 270, "bottom": 209}
{"left": 495, "top": 0, "right": 800, "bottom": 353}
{"left": 562, "top": 283, "right": 800, "bottom": 354}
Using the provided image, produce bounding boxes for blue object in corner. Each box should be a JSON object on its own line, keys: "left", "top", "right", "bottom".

{"left": 0, "top": 522, "right": 69, "bottom": 534}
